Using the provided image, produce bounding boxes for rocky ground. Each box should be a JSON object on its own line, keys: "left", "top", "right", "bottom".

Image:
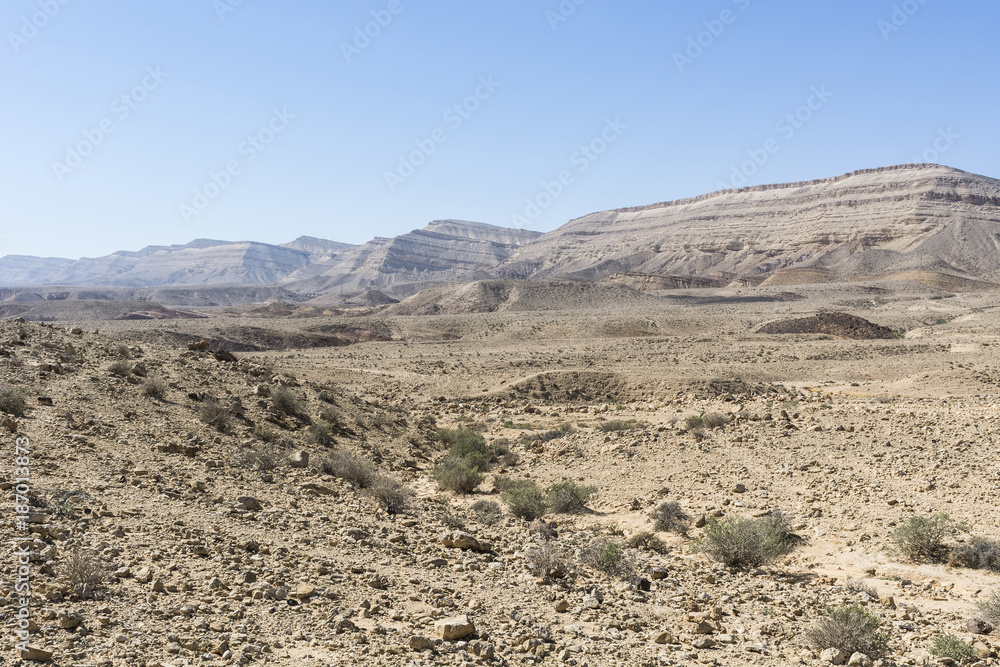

{"left": 2, "top": 282, "right": 999, "bottom": 666}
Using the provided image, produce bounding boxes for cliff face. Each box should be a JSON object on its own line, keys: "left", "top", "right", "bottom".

{"left": 287, "top": 220, "right": 543, "bottom": 296}
{"left": 495, "top": 165, "right": 1000, "bottom": 285}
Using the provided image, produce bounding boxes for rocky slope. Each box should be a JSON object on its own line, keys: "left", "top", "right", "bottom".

{"left": 496, "top": 164, "right": 1000, "bottom": 288}
{"left": 0, "top": 239, "right": 329, "bottom": 288}
{"left": 287, "top": 221, "right": 543, "bottom": 298}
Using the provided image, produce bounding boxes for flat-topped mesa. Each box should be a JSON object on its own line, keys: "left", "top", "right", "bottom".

{"left": 496, "top": 164, "right": 1000, "bottom": 287}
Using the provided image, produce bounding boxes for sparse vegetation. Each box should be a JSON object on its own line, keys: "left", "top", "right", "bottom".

{"left": 58, "top": 547, "right": 109, "bottom": 597}
{"left": 698, "top": 514, "right": 797, "bottom": 569}
{"left": 948, "top": 536, "right": 1000, "bottom": 572}
{"left": 929, "top": 635, "right": 974, "bottom": 663}
{"left": 844, "top": 577, "right": 878, "bottom": 599}
{"left": 627, "top": 531, "right": 669, "bottom": 554}
{"left": 805, "top": 605, "right": 891, "bottom": 660}
{"left": 651, "top": 500, "right": 690, "bottom": 535}
{"left": 367, "top": 476, "right": 410, "bottom": 514}
{"left": 546, "top": 480, "right": 596, "bottom": 514}
{"left": 470, "top": 499, "right": 502, "bottom": 525}
{"left": 684, "top": 415, "right": 704, "bottom": 430}
{"left": 702, "top": 412, "right": 730, "bottom": 429}
{"left": 271, "top": 386, "right": 302, "bottom": 416}
{"left": 580, "top": 538, "right": 633, "bottom": 578}
{"left": 231, "top": 441, "right": 284, "bottom": 473}
{"left": 978, "top": 590, "right": 1000, "bottom": 624}
{"left": 108, "top": 360, "right": 131, "bottom": 377}
{"left": 306, "top": 420, "right": 335, "bottom": 446}
{"left": 501, "top": 480, "right": 547, "bottom": 520}
{"left": 319, "top": 450, "right": 377, "bottom": 489}
{"left": 198, "top": 399, "right": 231, "bottom": 432}
{"left": 524, "top": 542, "right": 570, "bottom": 579}
{"left": 141, "top": 375, "right": 167, "bottom": 399}
{"left": 0, "top": 384, "right": 28, "bottom": 417}
{"left": 433, "top": 456, "right": 484, "bottom": 494}
{"left": 892, "top": 513, "right": 963, "bottom": 563}
{"left": 598, "top": 420, "right": 636, "bottom": 432}
{"left": 521, "top": 422, "right": 574, "bottom": 444}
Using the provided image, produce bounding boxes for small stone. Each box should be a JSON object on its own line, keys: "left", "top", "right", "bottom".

{"left": 968, "top": 618, "right": 994, "bottom": 635}
{"left": 554, "top": 599, "right": 570, "bottom": 612}
{"left": 731, "top": 483, "right": 747, "bottom": 493}
{"left": 57, "top": 613, "right": 82, "bottom": 629}
{"left": 649, "top": 566, "right": 669, "bottom": 580}
{"left": 294, "top": 584, "right": 316, "bottom": 599}
{"left": 20, "top": 644, "right": 53, "bottom": 661}
{"left": 652, "top": 631, "right": 676, "bottom": 644}
{"left": 821, "top": 647, "right": 847, "bottom": 665}
{"left": 288, "top": 450, "right": 309, "bottom": 468}
{"left": 409, "top": 635, "right": 435, "bottom": 651}
{"left": 847, "top": 653, "right": 872, "bottom": 667}
{"left": 434, "top": 614, "right": 475, "bottom": 641}
{"left": 441, "top": 531, "right": 490, "bottom": 552}
{"left": 879, "top": 596, "right": 896, "bottom": 609}
{"left": 692, "top": 637, "right": 715, "bottom": 649}
{"left": 628, "top": 577, "right": 651, "bottom": 592}
{"left": 237, "top": 496, "right": 262, "bottom": 511}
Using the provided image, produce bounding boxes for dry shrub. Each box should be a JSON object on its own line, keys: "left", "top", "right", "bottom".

{"left": 891, "top": 513, "right": 961, "bottom": 563}
{"left": 948, "top": 536, "right": 1000, "bottom": 572}
{"left": 699, "top": 514, "right": 797, "bottom": 569}
{"left": 108, "top": 360, "right": 131, "bottom": 377}
{"left": 525, "top": 542, "right": 571, "bottom": 579}
{"left": 367, "top": 476, "right": 410, "bottom": 514}
{"left": 58, "top": 547, "right": 109, "bottom": 598}
{"left": 141, "top": 376, "right": 167, "bottom": 399}
{"left": 231, "top": 441, "right": 284, "bottom": 473}
{"left": 702, "top": 412, "right": 730, "bottom": 429}
{"left": 0, "top": 383, "right": 28, "bottom": 417}
{"left": 546, "top": 481, "right": 597, "bottom": 514}
{"left": 319, "top": 450, "right": 377, "bottom": 489}
{"left": 271, "top": 386, "right": 302, "bottom": 416}
{"left": 978, "top": 590, "right": 1000, "bottom": 624}
{"left": 198, "top": 399, "right": 231, "bottom": 432}
{"left": 628, "top": 531, "right": 670, "bottom": 554}
{"left": 471, "top": 500, "right": 502, "bottom": 526}
{"left": 804, "top": 605, "right": 891, "bottom": 660}
{"left": 651, "top": 500, "right": 690, "bottom": 534}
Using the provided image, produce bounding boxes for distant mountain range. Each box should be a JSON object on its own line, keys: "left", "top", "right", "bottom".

{"left": 4, "top": 164, "right": 1000, "bottom": 305}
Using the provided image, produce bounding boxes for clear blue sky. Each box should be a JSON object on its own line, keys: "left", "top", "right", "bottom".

{"left": 2, "top": 0, "right": 997, "bottom": 259}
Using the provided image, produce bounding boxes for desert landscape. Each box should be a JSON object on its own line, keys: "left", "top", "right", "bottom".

{"left": 3, "top": 164, "right": 1000, "bottom": 666}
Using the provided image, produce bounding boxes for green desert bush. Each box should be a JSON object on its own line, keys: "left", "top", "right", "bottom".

{"left": 891, "top": 513, "right": 963, "bottom": 563}
{"left": 651, "top": 500, "right": 691, "bottom": 534}
{"left": 546, "top": 480, "right": 597, "bottom": 514}
{"left": 521, "top": 422, "right": 574, "bottom": 444}
{"left": 929, "top": 635, "right": 974, "bottom": 663}
{"left": 580, "top": 538, "right": 634, "bottom": 578}
{"left": 433, "top": 456, "right": 484, "bottom": 494}
{"left": 699, "top": 514, "right": 797, "bottom": 569}
{"left": 501, "top": 480, "right": 547, "bottom": 521}
{"left": 805, "top": 605, "right": 891, "bottom": 660}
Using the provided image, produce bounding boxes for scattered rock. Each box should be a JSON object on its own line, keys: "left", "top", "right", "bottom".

{"left": 434, "top": 614, "right": 476, "bottom": 641}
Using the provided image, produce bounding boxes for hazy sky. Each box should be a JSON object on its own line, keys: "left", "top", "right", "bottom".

{"left": 2, "top": 1, "right": 997, "bottom": 259}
